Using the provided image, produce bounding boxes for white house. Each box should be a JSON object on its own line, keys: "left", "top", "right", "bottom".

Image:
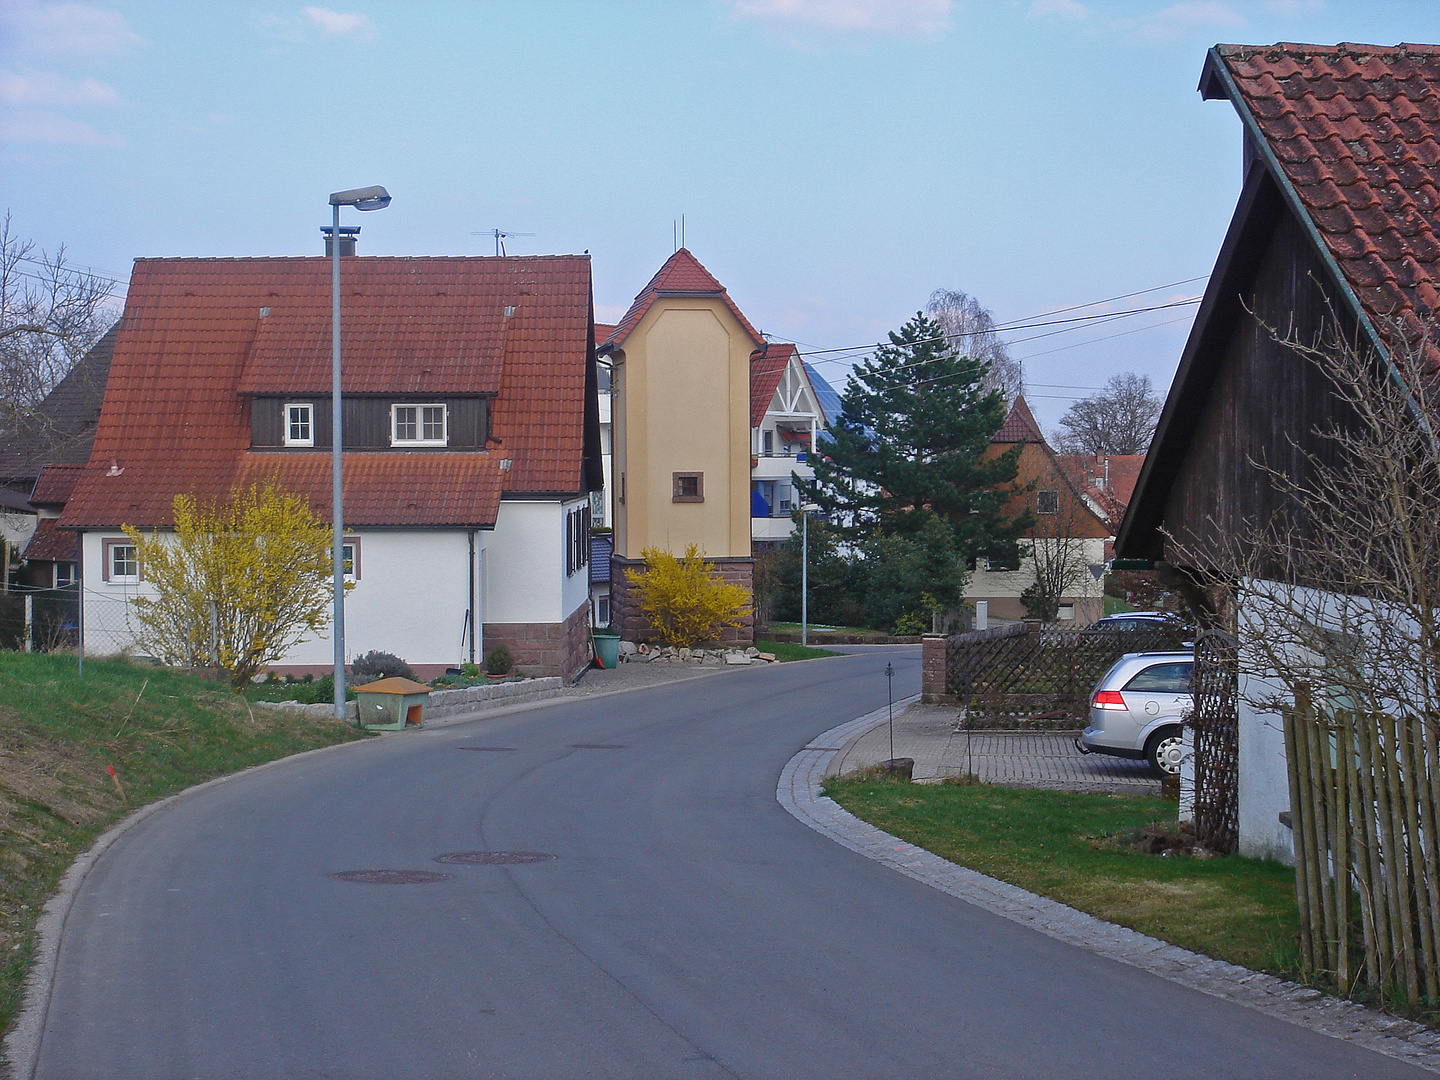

{"left": 60, "top": 254, "right": 603, "bottom": 681}
{"left": 749, "top": 342, "right": 831, "bottom": 551}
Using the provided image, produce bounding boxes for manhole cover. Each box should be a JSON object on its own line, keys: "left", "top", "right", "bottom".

{"left": 456, "top": 746, "right": 517, "bottom": 752}
{"left": 330, "top": 870, "right": 450, "bottom": 884}
{"left": 569, "top": 743, "right": 626, "bottom": 749}
{"left": 435, "top": 851, "right": 556, "bottom": 865}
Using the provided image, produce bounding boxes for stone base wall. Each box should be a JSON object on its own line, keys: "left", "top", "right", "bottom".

{"left": 966, "top": 594, "right": 1104, "bottom": 626}
{"left": 484, "top": 599, "right": 593, "bottom": 684}
{"left": 611, "top": 553, "right": 755, "bottom": 649}
{"left": 922, "top": 633, "right": 948, "bottom": 703}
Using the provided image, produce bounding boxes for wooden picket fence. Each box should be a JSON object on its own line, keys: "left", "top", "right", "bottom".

{"left": 1285, "top": 693, "right": 1440, "bottom": 1004}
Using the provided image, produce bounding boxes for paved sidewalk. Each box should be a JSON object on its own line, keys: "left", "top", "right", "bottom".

{"left": 829, "top": 702, "right": 1160, "bottom": 793}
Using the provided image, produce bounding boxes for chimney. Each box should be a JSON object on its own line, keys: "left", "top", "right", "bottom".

{"left": 320, "top": 225, "right": 361, "bottom": 256}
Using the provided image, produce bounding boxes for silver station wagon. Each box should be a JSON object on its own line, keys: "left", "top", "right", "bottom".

{"left": 1077, "top": 651, "right": 1193, "bottom": 776}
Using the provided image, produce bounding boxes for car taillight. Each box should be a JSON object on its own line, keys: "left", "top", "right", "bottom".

{"left": 1092, "top": 690, "right": 1128, "bottom": 711}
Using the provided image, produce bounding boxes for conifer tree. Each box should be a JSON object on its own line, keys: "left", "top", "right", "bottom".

{"left": 806, "top": 311, "right": 1030, "bottom": 571}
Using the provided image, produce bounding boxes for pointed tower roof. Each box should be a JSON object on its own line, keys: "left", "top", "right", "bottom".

{"left": 991, "top": 395, "right": 1045, "bottom": 444}
{"left": 600, "top": 248, "right": 764, "bottom": 351}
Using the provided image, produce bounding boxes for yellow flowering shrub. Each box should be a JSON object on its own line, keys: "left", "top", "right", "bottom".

{"left": 628, "top": 545, "right": 751, "bottom": 648}
{"left": 123, "top": 482, "right": 341, "bottom": 688}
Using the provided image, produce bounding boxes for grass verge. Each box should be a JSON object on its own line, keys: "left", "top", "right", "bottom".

{"left": 822, "top": 774, "right": 1299, "bottom": 974}
{"left": 756, "top": 639, "right": 842, "bottom": 662}
{"left": 0, "top": 652, "right": 366, "bottom": 1041}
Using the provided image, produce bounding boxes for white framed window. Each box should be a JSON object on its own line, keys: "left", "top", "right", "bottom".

{"left": 284, "top": 402, "right": 314, "bottom": 447}
{"left": 391, "top": 403, "right": 448, "bottom": 446}
{"left": 54, "top": 562, "right": 76, "bottom": 588}
{"left": 341, "top": 537, "right": 360, "bottom": 581}
{"left": 1057, "top": 603, "right": 1076, "bottom": 621}
{"left": 102, "top": 538, "right": 140, "bottom": 583}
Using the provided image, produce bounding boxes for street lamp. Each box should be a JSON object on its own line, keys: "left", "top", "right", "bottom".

{"left": 329, "top": 185, "right": 391, "bottom": 723}
{"left": 800, "top": 503, "right": 819, "bottom": 647}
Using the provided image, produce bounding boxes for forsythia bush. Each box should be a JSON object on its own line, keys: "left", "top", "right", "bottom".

{"left": 123, "top": 483, "right": 340, "bottom": 689}
{"left": 629, "top": 545, "right": 751, "bottom": 648}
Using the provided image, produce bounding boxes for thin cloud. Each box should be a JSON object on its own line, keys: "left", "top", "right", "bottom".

{"left": 1117, "top": 2, "right": 1246, "bottom": 43}
{"left": 1265, "top": 0, "right": 1324, "bottom": 14}
{"left": 0, "top": 2, "right": 144, "bottom": 58}
{"left": 729, "top": 0, "right": 952, "bottom": 37}
{"left": 0, "top": 69, "right": 120, "bottom": 108}
{"left": 1029, "top": 0, "right": 1089, "bottom": 19}
{"left": 0, "top": 109, "right": 123, "bottom": 147}
{"left": 304, "top": 7, "right": 379, "bottom": 40}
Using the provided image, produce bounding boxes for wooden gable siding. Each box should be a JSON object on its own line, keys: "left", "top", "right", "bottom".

{"left": 983, "top": 442, "right": 1110, "bottom": 540}
{"left": 250, "top": 397, "right": 490, "bottom": 450}
{"left": 1159, "top": 205, "right": 1362, "bottom": 568}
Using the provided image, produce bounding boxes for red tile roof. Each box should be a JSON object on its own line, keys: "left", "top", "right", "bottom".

{"left": 1057, "top": 453, "right": 1145, "bottom": 526}
{"left": 594, "top": 322, "right": 616, "bottom": 342}
{"left": 30, "top": 463, "right": 84, "bottom": 507}
{"left": 750, "top": 343, "right": 795, "bottom": 427}
{"left": 991, "top": 396, "right": 1046, "bottom": 444}
{"left": 601, "top": 249, "right": 764, "bottom": 351}
{"left": 60, "top": 255, "right": 591, "bottom": 528}
{"left": 23, "top": 518, "right": 77, "bottom": 562}
{"left": 1206, "top": 42, "right": 1440, "bottom": 352}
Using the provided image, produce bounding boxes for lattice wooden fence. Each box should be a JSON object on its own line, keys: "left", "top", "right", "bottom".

{"left": 1190, "top": 631, "right": 1240, "bottom": 854}
{"left": 1285, "top": 694, "right": 1440, "bottom": 1005}
{"left": 944, "top": 622, "right": 1188, "bottom": 724}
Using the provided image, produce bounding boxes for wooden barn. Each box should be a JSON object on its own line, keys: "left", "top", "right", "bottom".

{"left": 1116, "top": 42, "right": 1440, "bottom": 860}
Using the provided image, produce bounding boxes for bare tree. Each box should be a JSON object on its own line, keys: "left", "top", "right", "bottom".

{"left": 1019, "top": 487, "right": 1104, "bottom": 624}
{"left": 1053, "top": 372, "right": 1161, "bottom": 455}
{"left": 1171, "top": 313, "right": 1440, "bottom": 1006}
{"left": 0, "top": 212, "right": 114, "bottom": 432}
{"left": 926, "top": 288, "right": 1024, "bottom": 404}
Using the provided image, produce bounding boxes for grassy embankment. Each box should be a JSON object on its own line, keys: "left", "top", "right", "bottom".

{"left": 0, "top": 653, "right": 365, "bottom": 1039}
{"left": 756, "top": 639, "right": 842, "bottom": 662}
{"left": 824, "top": 774, "right": 1299, "bottom": 974}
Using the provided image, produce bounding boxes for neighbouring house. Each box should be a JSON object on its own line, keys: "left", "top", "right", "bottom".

{"left": 1056, "top": 452, "right": 1144, "bottom": 543}
{"left": 1115, "top": 42, "right": 1440, "bottom": 860}
{"left": 0, "top": 323, "right": 116, "bottom": 647}
{"left": 58, "top": 252, "right": 603, "bottom": 681}
{"left": 965, "top": 397, "right": 1111, "bottom": 624}
{"left": 599, "top": 249, "right": 763, "bottom": 646}
{"left": 589, "top": 531, "right": 613, "bottom": 628}
{"left": 750, "top": 342, "right": 833, "bottom": 552}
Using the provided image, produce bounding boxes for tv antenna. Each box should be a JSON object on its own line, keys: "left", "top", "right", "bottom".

{"left": 472, "top": 228, "right": 535, "bottom": 256}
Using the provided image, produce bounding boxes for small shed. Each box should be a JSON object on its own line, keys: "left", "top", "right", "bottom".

{"left": 353, "top": 676, "right": 432, "bottom": 731}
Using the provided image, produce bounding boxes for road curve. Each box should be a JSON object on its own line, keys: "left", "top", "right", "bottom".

{"left": 27, "top": 648, "right": 1430, "bottom": 1079}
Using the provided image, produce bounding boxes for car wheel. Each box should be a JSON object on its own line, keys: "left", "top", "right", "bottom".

{"left": 1146, "top": 726, "right": 1185, "bottom": 777}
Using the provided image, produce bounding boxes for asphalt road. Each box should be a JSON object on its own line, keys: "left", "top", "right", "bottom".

{"left": 30, "top": 648, "right": 1431, "bottom": 1079}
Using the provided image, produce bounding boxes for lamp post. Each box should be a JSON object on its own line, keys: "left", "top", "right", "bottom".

{"left": 800, "top": 502, "right": 819, "bottom": 647}
{"left": 328, "top": 185, "right": 391, "bottom": 723}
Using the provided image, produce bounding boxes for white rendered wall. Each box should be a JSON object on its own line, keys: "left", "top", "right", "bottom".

{"left": 81, "top": 528, "right": 481, "bottom": 670}
{"left": 964, "top": 538, "right": 1107, "bottom": 602}
{"left": 485, "top": 498, "right": 589, "bottom": 625}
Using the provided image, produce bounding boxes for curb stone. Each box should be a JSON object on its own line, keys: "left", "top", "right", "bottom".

{"left": 777, "top": 699, "right": 1440, "bottom": 1075}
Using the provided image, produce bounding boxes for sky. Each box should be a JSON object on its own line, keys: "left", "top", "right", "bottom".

{"left": 4, "top": 0, "right": 1440, "bottom": 435}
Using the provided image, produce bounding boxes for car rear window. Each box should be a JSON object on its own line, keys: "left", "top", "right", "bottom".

{"left": 1123, "top": 662, "right": 1193, "bottom": 693}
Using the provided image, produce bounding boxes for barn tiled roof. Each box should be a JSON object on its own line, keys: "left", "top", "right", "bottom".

{"left": 0, "top": 323, "right": 117, "bottom": 480}
{"left": 1204, "top": 42, "right": 1440, "bottom": 350}
{"left": 601, "top": 249, "right": 764, "bottom": 350}
{"left": 750, "top": 343, "right": 795, "bottom": 427}
{"left": 991, "top": 396, "right": 1046, "bottom": 444}
{"left": 24, "top": 518, "right": 77, "bottom": 562}
{"left": 30, "top": 463, "right": 84, "bottom": 507}
{"left": 60, "top": 255, "right": 591, "bottom": 528}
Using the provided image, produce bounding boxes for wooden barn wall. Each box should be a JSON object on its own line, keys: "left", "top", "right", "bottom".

{"left": 249, "top": 397, "right": 489, "bottom": 450}
{"left": 1160, "top": 209, "right": 1362, "bottom": 568}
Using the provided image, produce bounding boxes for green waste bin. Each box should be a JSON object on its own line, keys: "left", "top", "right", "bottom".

{"left": 593, "top": 630, "right": 621, "bottom": 669}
